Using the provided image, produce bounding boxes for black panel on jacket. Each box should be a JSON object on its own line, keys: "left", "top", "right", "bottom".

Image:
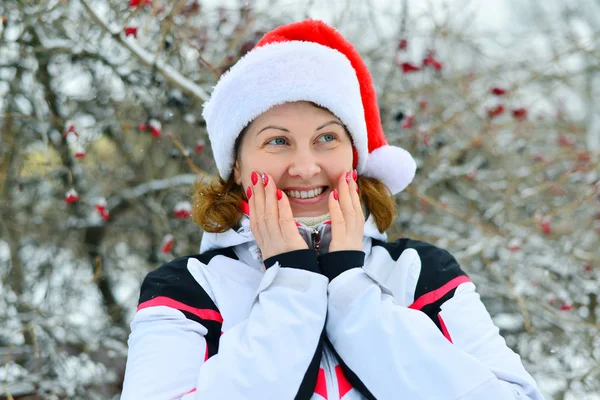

{"left": 318, "top": 250, "right": 365, "bottom": 281}
{"left": 371, "top": 238, "right": 468, "bottom": 332}
{"left": 294, "top": 329, "right": 326, "bottom": 400}
{"left": 264, "top": 249, "right": 320, "bottom": 273}
{"left": 324, "top": 337, "right": 377, "bottom": 400}
{"left": 138, "top": 247, "right": 237, "bottom": 357}
{"left": 371, "top": 238, "right": 468, "bottom": 301}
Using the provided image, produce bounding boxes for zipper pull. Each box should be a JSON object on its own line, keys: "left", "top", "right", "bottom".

{"left": 311, "top": 228, "right": 321, "bottom": 256}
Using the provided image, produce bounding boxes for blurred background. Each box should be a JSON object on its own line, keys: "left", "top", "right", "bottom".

{"left": 0, "top": 0, "right": 599, "bottom": 398}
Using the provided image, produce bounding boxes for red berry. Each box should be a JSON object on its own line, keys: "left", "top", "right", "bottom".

{"left": 399, "top": 62, "right": 420, "bottom": 74}
{"left": 124, "top": 27, "right": 138, "bottom": 38}
{"left": 512, "top": 108, "right": 527, "bottom": 121}
{"left": 487, "top": 104, "right": 505, "bottom": 119}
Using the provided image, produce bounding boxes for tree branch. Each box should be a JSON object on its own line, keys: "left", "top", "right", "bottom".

{"left": 79, "top": 0, "right": 209, "bottom": 102}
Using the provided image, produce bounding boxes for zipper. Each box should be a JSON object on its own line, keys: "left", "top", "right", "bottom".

{"left": 322, "top": 344, "right": 339, "bottom": 399}
{"left": 311, "top": 227, "right": 322, "bottom": 257}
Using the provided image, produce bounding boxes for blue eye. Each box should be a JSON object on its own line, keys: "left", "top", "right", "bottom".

{"left": 318, "top": 133, "right": 336, "bottom": 142}
{"left": 267, "top": 137, "right": 288, "bottom": 146}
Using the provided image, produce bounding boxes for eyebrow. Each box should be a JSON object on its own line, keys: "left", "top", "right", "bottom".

{"left": 256, "top": 120, "right": 343, "bottom": 135}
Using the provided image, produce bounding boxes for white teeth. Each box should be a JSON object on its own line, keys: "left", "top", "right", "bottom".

{"left": 285, "top": 187, "right": 324, "bottom": 199}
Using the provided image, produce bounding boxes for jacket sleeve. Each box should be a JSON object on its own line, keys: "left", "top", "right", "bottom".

{"left": 319, "top": 245, "right": 544, "bottom": 400}
{"left": 121, "top": 250, "right": 328, "bottom": 400}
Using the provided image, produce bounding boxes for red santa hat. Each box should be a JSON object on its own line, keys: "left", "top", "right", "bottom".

{"left": 202, "top": 19, "right": 416, "bottom": 194}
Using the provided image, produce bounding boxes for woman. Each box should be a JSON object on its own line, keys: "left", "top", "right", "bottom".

{"left": 122, "top": 20, "right": 543, "bottom": 400}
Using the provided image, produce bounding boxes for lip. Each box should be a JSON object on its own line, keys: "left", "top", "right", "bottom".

{"left": 285, "top": 186, "right": 329, "bottom": 205}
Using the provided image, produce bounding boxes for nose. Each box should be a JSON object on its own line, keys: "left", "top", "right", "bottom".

{"left": 287, "top": 148, "right": 321, "bottom": 180}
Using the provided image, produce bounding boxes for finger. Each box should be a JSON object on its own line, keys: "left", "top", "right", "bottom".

{"left": 247, "top": 181, "right": 264, "bottom": 246}
{"left": 328, "top": 185, "right": 346, "bottom": 239}
{"left": 348, "top": 169, "right": 364, "bottom": 223}
{"left": 277, "top": 189, "right": 301, "bottom": 243}
{"left": 252, "top": 171, "right": 270, "bottom": 242}
{"left": 337, "top": 171, "right": 356, "bottom": 224}
{"left": 261, "top": 173, "right": 281, "bottom": 239}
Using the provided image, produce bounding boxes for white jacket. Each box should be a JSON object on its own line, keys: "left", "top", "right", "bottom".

{"left": 122, "top": 214, "right": 543, "bottom": 400}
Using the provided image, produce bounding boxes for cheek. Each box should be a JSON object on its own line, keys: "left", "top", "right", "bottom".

{"left": 326, "top": 146, "right": 353, "bottom": 184}
{"left": 240, "top": 153, "right": 287, "bottom": 183}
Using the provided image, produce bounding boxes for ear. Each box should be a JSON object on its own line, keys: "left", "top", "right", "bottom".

{"left": 233, "top": 159, "right": 243, "bottom": 185}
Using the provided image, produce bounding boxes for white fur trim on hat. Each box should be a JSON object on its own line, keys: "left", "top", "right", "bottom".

{"left": 202, "top": 41, "right": 369, "bottom": 181}
{"left": 363, "top": 144, "right": 417, "bottom": 194}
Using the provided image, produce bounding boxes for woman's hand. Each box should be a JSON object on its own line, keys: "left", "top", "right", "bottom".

{"left": 328, "top": 169, "right": 365, "bottom": 253}
{"left": 247, "top": 171, "right": 308, "bottom": 260}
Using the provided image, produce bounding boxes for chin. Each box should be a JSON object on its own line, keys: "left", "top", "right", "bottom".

{"left": 291, "top": 208, "right": 329, "bottom": 218}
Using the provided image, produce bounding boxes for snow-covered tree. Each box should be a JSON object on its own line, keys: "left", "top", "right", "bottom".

{"left": 0, "top": 0, "right": 598, "bottom": 398}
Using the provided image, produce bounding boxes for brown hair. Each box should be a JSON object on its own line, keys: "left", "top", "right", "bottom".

{"left": 192, "top": 173, "right": 396, "bottom": 234}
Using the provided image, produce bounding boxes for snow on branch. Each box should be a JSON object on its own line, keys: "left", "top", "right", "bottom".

{"left": 108, "top": 173, "right": 201, "bottom": 208}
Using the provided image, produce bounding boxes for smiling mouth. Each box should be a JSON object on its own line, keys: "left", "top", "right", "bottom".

{"left": 284, "top": 186, "right": 328, "bottom": 199}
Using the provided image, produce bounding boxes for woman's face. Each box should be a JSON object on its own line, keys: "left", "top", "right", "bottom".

{"left": 234, "top": 101, "right": 354, "bottom": 218}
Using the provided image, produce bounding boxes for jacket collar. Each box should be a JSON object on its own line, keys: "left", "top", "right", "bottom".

{"left": 200, "top": 204, "right": 386, "bottom": 260}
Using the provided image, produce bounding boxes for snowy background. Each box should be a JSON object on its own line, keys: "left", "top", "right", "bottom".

{"left": 0, "top": 0, "right": 599, "bottom": 399}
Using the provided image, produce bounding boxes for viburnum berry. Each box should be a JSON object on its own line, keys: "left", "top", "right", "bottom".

{"left": 422, "top": 51, "right": 443, "bottom": 71}
{"left": 398, "top": 39, "right": 408, "bottom": 51}
{"left": 487, "top": 104, "right": 505, "bottom": 119}
{"left": 129, "top": 0, "right": 151, "bottom": 7}
{"left": 491, "top": 87, "right": 507, "bottom": 96}
{"left": 161, "top": 234, "right": 174, "bottom": 254}
{"left": 512, "top": 108, "right": 527, "bottom": 121}
{"left": 148, "top": 119, "right": 161, "bottom": 137}
{"left": 401, "top": 115, "right": 415, "bottom": 129}
{"left": 508, "top": 238, "right": 521, "bottom": 252}
{"left": 124, "top": 27, "right": 138, "bottom": 38}
{"left": 559, "top": 302, "right": 573, "bottom": 311}
{"left": 63, "top": 124, "right": 78, "bottom": 138}
{"left": 195, "top": 139, "right": 205, "bottom": 154}
{"left": 558, "top": 134, "right": 575, "bottom": 147}
{"left": 173, "top": 202, "right": 192, "bottom": 219}
{"left": 96, "top": 198, "right": 109, "bottom": 221}
{"left": 398, "top": 61, "right": 420, "bottom": 74}
{"left": 65, "top": 189, "right": 79, "bottom": 204}
{"left": 540, "top": 216, "right": 552, "bottom": 235}
{"left": 74, "top": 144, "right": 86, "bottom": 159}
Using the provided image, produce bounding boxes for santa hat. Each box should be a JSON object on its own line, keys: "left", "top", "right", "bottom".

{"left": 202, "top": 19, "right": 416, "bottom": 194}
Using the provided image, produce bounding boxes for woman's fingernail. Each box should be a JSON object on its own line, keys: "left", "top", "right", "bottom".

{"left": 246, "top": 186, "right": 252, "bottom": 199}
{"left": 345, "top": 172, "right": 350, "bottom": 183}
{"left": 276, "top": 189, "right": 283, "bottom": 200}
{"left": 262, "top": 173, "right": 269, "bottom": 186}
{"left": 352, "top": 169, "right": 358, "bottom": 182}
{"left": 333, "top": 189, "right": 339, "bottom": 200}
{"left": 251, "top": 171, "right": 259, "bottom": 186}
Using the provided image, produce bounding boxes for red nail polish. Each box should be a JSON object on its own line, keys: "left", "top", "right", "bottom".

{"left": 246, "top": 186, "right": 252, "bottom": 199}
{"left": 276, "top": 189, "right": 283, "bottom": 200}
{"left": 345, "top": 172, "right": 350, "bottom": 183}
{"left": 251, "top": 171, "right": 258, "bottom": 186}
{"left": 333, "top": 189, "right": 339, "bottom": 200}
{"left": 352, "top": 169, "right": 358, "bottom": 182}
{"left": 262, "top": 173, "right": 269, "bottom": 186}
